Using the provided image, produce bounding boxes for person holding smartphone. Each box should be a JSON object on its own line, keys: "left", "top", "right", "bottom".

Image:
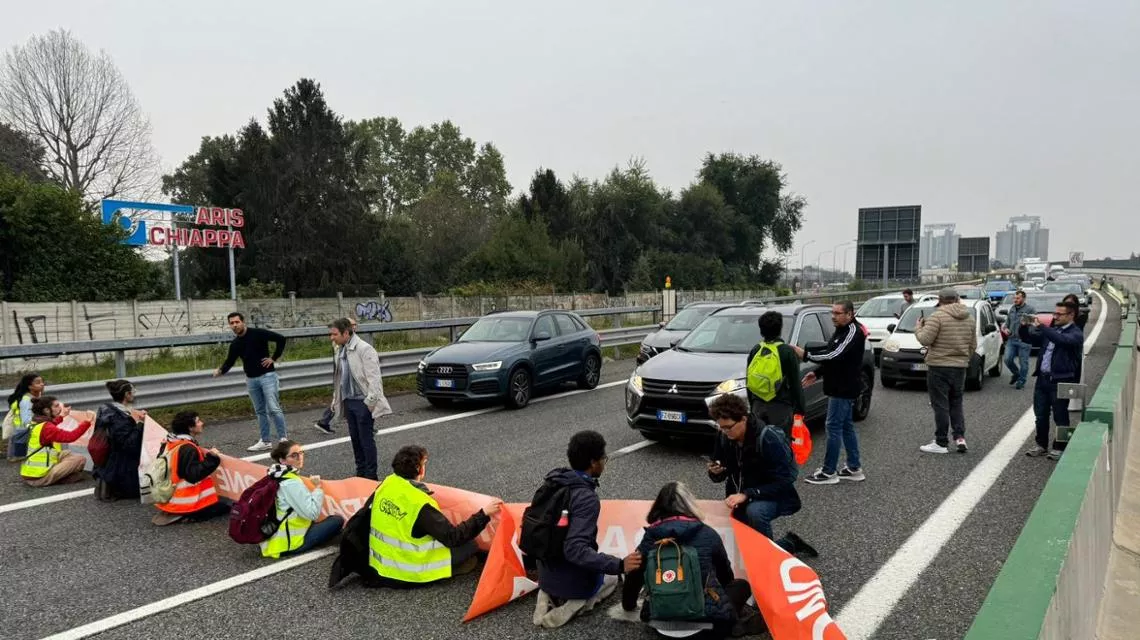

{"left": 1018, "top": 300, "right": 1084, "bottom": 460}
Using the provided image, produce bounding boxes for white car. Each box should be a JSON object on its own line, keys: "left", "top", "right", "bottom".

{"left": 856, "top": 292, "right": 938, "bottom": 364}
{"left": 878, "top": 299, "right": 1004, "bottom": 390}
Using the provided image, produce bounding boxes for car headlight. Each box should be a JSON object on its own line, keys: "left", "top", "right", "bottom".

{"left": 714, "top": 378, "right": 746, "bottom": 395}
{"left": 882, "top": 340, "right": 900, "bottom": 353}
{"left": 471, "top": 361, "right": 502, "bottom": 372}
{"left": 417, "top": 360, "right": 426, "bottom": 372}
{"left": 629, "top": 372, "right": 643, "bottom": 393}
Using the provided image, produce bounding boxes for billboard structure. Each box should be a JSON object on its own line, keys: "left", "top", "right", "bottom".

{"left": 855, "top": 205, "right": 921, "bottom": 283}
{"left": 957, "top": 236, "right": 991, "bottom": 274}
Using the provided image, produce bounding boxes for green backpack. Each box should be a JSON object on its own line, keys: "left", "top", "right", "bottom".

{"left": 747, "top": 340, "right": 785, "bottom": 402}
{"left": 646, "top": 537, "right": 706, "bottom": 621}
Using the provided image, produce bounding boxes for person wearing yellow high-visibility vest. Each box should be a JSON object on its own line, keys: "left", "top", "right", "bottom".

{"left": 329, "top": 445, "right": 499, "bottom": 588}
{"left": 260, "top": 440, "right": 345, "bottom": 559}
{"left": 4, "top": 372, "right": 44, "bottom": 458}
{"left": 20, "top": 396, "right": 92, "bottom": 487}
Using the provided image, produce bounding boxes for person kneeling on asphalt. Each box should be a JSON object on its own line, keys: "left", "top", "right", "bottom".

{"left": 531, "top": 430, "right": 643, "bottom": 629}
{"left": 152, "top": 411, "right": 230, "bottom": 526}
{"left": 707, "top": 394, "right": 817, "bottom": 558}
{"left": 20, "top": 396, "right": 92, "bottom": 487}
{"left": 621, "top": 481, "right": 766, "bottom": 639}
{"left": 261, "top": 440, "right": 345, "bottom": 559}
{"left": 328, "top": 444, "right": 501, "bottom": 588}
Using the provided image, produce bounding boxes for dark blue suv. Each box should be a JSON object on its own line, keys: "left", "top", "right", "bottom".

{"left": 416, "top": 310, "right": 603, "bottom": 409}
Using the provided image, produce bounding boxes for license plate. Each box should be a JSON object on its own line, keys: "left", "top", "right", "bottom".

{"left": 912, "top": 363, "right": 928, "bottom": 371}
{"left": 657, "top": 410, "right": 686, "bottom": 423}
{"left": 434, "top": 379, "right": 455, "bottom": 388}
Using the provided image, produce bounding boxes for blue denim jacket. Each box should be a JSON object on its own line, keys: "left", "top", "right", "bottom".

{"left": 1006, "top": 303, "right": 1036, "bottom": 345}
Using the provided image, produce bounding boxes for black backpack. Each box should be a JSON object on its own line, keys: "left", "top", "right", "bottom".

{"left": 519, "top": 478, "right": 572, "bottom": 564}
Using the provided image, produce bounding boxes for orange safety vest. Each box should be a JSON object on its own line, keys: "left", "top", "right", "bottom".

{"left": 156, "top": 439, "right": 219, "bottom": 514}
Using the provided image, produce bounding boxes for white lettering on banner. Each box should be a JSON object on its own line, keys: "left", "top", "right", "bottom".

{"left": 780, "top": 555, "right": 838, "bottom": 638}
{"left": 598, "top": 525, "right": 647, "bottom": 558}
{"left": 214, "top": 467, "right": 259, "bottom": 495}
{"left": 322, "top": 495, "right": 366, "bottom": 519}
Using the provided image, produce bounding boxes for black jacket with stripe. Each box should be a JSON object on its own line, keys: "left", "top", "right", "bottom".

{"left": 804, "top": 320, "right": 866, "bottom": 400}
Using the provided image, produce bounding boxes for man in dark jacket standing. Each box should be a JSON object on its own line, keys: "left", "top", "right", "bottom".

{"left": 532, "top": 430, "right": 643, "bottom": 629}
{"left": 1020, "top": 299, "right": 1084, "bottom": 460}
{"left": 746, "top": 311, "right": 805, "bottom": 438}
{"left": 213, "top": 312, "right": 288, "bottom": 452}
{"left": 707, "top": 394, "right": 817, "bottom": 557}
{"left": 792, "top": 301, "right": 868, "bottom": 485}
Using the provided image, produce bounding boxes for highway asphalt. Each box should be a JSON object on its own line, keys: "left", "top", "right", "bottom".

{"left": 0, "top": 293, "right": 1121, "bottom": 640}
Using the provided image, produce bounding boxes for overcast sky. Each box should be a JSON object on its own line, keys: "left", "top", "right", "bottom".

{"left": 4, "top": 0, "right": 1137, "bottom": 268}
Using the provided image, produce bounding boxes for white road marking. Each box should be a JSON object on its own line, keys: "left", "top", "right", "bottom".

{"left": 1, "top": 379, "right": 628, "bottom": 515}
{"left": 834, "top": 289, "right": 1110, "bottom": 639}
{"left": 611, "top": 439, "right": 656, "bottom": 458}
{"left": 38, "top": 548, "right": 337, "bottom": 640}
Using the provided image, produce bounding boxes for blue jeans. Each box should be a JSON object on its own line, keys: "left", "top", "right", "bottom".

{"left": 740, "top": 500, "right": 796, "bottom": 553}
{"left": 822, "top": 397, "right": 860, "bottom": 474}
{"left": 283, "top": 515, "right": 345, "bottom": 556}
{"left": 1005, "top": 341, "right": 1031, "bottom": 385}
{"left": 1033, "top": 376, "right": 1070, "bottom": 449}
{"left": 247, "top": 372, "right": 288, "bottom": 442}
{"left": 344, "top": 399, "right": 378, "bottom": 480}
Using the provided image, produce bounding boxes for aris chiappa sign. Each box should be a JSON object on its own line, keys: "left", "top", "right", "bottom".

{"left": 101, "top": 199, "right": 246, "bottom": 249}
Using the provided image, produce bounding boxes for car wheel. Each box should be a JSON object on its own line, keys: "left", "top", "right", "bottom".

{"left": 426, "top": 397, "right": 451, "bottom": 408}
{"left": 577, "top": 352, "right": 601, "bottom": 390}
{"left": 966, "top": 356, "right": 983, "bottom": 391}
{"left": 506, "top": 367, "right": 532, "bottom": 409}
{"left": 880, "top": 371, "right": 897, "bottom": 388}
{"left": 853, "top": 369, "right": 873, "bottom": 422}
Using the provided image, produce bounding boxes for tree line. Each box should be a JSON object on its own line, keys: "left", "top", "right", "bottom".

{"left": 0, "top": 30, "right": 806, "bottom": 302}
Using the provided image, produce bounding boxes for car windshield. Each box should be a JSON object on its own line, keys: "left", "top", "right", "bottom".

{"left": 458, "top": 316, "right": 533, "bottom": 342}
{"left": 956, "top": 288, "right": 985, "bottom": 299}
{"left": 678, "top": 314, "right": 792, "bottom": 353}
{"left": 665, "top": 307, "right": 718, "bottom": 331}
{"left": 1043, "top": 283, "right": 1084, "bottom": 295}
{"left": 1000, "top": 294, "right": 1017, "bottom": 305}
{"left": 857, "top": 297, "right": 906, "bottom": 318}
{"left": 984, "top": 281, "right": 1013, "bottom": 292}
{"left": 895, "top": 306, "right": 977, "bottom": 333}
{"left": 1023, "top": 292, "right": 1068, "bottom": 309}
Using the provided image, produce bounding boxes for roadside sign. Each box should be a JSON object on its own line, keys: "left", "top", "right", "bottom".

{"left": 1069, "top": 251, "right": 1084, "bottom": 268}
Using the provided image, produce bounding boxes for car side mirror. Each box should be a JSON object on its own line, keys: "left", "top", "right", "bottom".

{"left": 533, "top": 331, "right": 552, "bottom": 342}
{"left": 887, "top": 324, "right": 897, "bottom": 333}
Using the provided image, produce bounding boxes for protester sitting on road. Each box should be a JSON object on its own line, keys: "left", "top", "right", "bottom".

{"left": 328, "top": 444, "right": 501, "bottom": 588}
{"left": 4, "top": 371, "right": 44, "bottom": 458}
{"left": 261, "top": 440, "right": 345, "bottom": 559}
{"left": 621, "top": 481, "right": 765, "bottom": 639}
{"left": 20, "top": 396, "right": 92, "bottom": 487}
{"left": 707, "top": 394, "right": 817, "bottom": 558}
{"left": 746, "top": 311, "right": 805, "bottom": 438}
{"left": 915, "top": 288, "right": 976, "bottom": 454}
{"left": 153, "top": 411, "right": 228, "bottom": 526}
{"left": 315, "top": 317, "right": 357, "bottom": 435}
{"left": 1019, "top": 300, "right": 1085, "bottom": 461}
{"left": 94, "top": 380, "right": 146, "bottom": 502}
{"left": 531, "top": 430, "right": 643, "bottom": 629}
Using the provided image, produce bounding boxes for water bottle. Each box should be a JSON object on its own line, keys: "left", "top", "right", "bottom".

{"left": 556, "top": 509, "right": 570, "bottom": 527}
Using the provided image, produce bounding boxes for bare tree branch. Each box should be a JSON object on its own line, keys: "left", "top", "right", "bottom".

{"left": 0, "top": 29, "right": 160, "bottom": 204}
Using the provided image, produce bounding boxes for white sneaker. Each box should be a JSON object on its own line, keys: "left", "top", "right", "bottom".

{"left": 278, "top": 437, "right": 289, "bottom": 443}
{"left": 246, "top": 440, "right": 273, "bottom": 452}
{"left": 920, "top": 441, "right": 950, "bottom": 454}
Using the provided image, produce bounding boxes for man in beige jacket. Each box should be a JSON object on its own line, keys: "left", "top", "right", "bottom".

{"left": 915, "top": 288, "right": 977, "bottom": 454}
{"left": 328, "top": 318, "right": 393, "bottom": 480}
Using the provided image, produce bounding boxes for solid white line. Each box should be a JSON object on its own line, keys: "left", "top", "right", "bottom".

{"left": 0, "top": 379, "right": 629, "bottom": 514}
{"left": 612, "top": 439, "right": 656, "bottom": 458}
{"left": 38, "top": 548, "right": 337, "bottom": 640}
{"left": 834, "top": 289, "right": 1111, "bottom": 639}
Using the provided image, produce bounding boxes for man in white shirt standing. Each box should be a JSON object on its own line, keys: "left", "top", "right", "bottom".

{"left": 328, "top": 318, "right": 392, "bottom": 480}
{"left": 315, "top": 317, "right": 357, "bottom": 435}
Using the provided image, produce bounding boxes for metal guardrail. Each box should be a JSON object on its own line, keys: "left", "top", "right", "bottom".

{"left": 13, "top": 324, "right": 656, "bottom": 411}
{"left": 0, "top": 305, "right": 658, "bottom": 376}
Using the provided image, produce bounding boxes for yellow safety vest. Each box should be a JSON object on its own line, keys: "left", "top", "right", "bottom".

{"left": 20, "top": 421, "right": 61, "bottom": 478}
{"left": 259, "top": 473, "right": 313, "bottom": 559}
{"left": 368, "top": 474, "right": 452, "bottom": 583}
{"left": 9, "top": 394, "right": 29, "bottom": 430}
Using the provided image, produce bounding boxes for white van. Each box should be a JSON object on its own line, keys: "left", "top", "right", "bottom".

{"left": 878, "top": 299, "right": 1004, "bottom": 390}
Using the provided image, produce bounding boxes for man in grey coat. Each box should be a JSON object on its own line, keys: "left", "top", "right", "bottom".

{"left": 328, "top": 318, "right": 392, "bottom": 480}
{"left": 915, "top": 289, "right": 977, "bottom": 454}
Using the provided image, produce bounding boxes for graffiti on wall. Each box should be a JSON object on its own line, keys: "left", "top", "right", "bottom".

{"left": 137, "top": 307, "right": 189, "bottom": 336}
{"left": 355, "top": 300, "right": 394, "bottom": 323}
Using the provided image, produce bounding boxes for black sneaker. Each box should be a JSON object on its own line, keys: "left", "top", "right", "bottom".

{"left": 313, "top": 422, "right": 335, "bottom": 435}
{"left": 327, "top": 555, "right": 349, "bottom": 589}
{"left": 731, "top": 609, "right": 768, "bottom": 638}
{"left": 784, "top": 531, "right": 819, "bottom": 558}
{"left": 1008, "top": 375, "right": 1017, "bottom": 386}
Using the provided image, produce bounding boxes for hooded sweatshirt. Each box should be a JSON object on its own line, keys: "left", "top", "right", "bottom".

{"left": 536, "top": 468, "right": 624, "bottom": 600}
{"left": 915, "top": 302, "right": 977, "bottom": 368}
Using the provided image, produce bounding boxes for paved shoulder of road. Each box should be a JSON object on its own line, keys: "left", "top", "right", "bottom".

{"left": 0, "top": 295, "right": 1120, "bottom": 640}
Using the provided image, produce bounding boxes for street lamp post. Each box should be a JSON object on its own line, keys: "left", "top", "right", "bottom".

{"left": 817, "top": 250, "right": 833, "bottom": 288}
{"left": 832, "top": 241, "right": 853, "bottom": 279}
{"left": 800, "top": 240, "right": 816, "bottom": 292}
{"left": 843, "top": 245, "right": 857, "bottom": 282}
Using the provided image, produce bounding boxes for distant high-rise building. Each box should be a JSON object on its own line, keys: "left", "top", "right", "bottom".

{"left": 919, "top": 223, "right": 959, "bottom": 268}
{"left": 995, "top": 216, "right": 1050, "bottom": 266}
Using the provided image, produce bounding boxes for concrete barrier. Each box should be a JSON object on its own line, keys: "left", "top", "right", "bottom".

{"left": 965, "top": 296, "right": 1138, "bottom": 639}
